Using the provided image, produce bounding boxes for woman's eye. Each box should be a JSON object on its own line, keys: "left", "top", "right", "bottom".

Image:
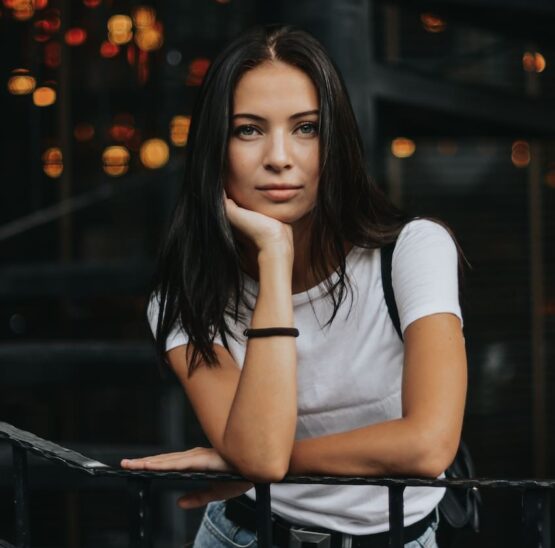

{"left": 297, "top": 122, "right": 318, "bottom": 135}
{"left": 234, "top": 125, "right": 258, "bottom": 137}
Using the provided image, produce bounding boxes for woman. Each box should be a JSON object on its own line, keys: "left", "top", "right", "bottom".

{"left": 121, "top": 24, "right": 467, "bottom": 548}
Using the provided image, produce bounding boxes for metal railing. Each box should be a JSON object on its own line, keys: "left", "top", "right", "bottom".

{"left": 0, "top": 422, "right": 552, "bottom": 548}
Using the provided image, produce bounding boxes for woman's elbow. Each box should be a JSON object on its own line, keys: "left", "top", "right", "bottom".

{"left": 412, "top": 435, "right": 460, "bottom": 478}
{"left": 236, "top": 460, "right": 289, "bottom": 483}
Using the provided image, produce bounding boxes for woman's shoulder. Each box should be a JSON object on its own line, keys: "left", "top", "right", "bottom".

{"left": 394, "top": 218, "right": 457, "bottom": 258}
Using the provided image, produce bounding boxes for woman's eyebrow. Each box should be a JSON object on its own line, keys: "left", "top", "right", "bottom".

{"left": 232, "top": 109, "right": 319, "bottom": 121}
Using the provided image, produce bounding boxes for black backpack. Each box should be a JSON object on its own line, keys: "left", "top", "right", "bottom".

{"left": 380, "top": 241, "right": 481, "bottom": 533}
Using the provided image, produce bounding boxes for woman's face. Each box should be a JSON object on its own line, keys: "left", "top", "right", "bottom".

{"left": 225, "top": 60, "right": 320, "bottom": 228}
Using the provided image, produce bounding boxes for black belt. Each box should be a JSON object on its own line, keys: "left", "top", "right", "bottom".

{"left": 224, "top": 494, "right": 436, "bottom": 548}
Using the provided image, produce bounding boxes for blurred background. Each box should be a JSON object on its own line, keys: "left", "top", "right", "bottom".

{"left": 1, "top": 0, "right": 554, "bottom": 546}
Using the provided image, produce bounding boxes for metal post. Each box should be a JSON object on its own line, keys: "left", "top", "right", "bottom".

{"left": 254, "top": 483, "right": 273, "bottom": 548}
{"left": 128, "top": 478, "right": 152, "bottom": 548}
{"left": 388, "top": 485, "right": 405, "bottom": 548}
{"left": 13, "top": 446, "right": 30, "bottom": 548}
{"left": 522, "top": 488, "right": 551, "bottom": 548}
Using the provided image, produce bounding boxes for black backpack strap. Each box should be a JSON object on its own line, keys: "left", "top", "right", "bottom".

{"left": 380, "top": 242, "right": 403, "bottom": 342}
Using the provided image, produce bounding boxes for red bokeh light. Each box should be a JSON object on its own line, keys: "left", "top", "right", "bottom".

{"left": 100, "top": 40, "right": 119, "bottom": 58}
{"left": 186, "top": 58, "right": 211, "bottom": 86}
{"left": 35, "top": 0, "right": 48, "bottom": 8}
{"left": 65, "top": 27, "right": 87, "bottom": 46}
{"left": 44, "top": 41, "right": 61, "bottom": 68}
{"left": 83, "top": 0, "right": 101, "bottom": 7}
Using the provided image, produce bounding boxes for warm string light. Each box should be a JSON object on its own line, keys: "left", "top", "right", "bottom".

{"left": 420, "top": 13, "right": 446, "bottom": 33}
{"left": 42, "top": 147, "right": 63, "bottom": 178}
{"left": 391, "top": 137, "right": 416, "bottom": 158}
{"left": 170, "top": 115, "right": 191, "bottom": 147}
{"left": 140, "top": 138, "right": 169, "bottom": 168}
{"left": 511, "top": 140, "right": 530, "bottom": 168}
{"left": 107, "top": 14, "right": 133, "bottom": 45}
{"left": 522, "top": 51, "right": 546, "bottom": 73}
{"left": 33, "top": 85, "right": 56, "bottom": 106}
{"left": 65, "top": 27, "right": 87, "bottom": 46}
{"left": 187, "top": 58, "right": 210, "bottom": 86}
{"left": 7, "top": 68, "right": 36, "bottom": 95}
{"left": 103, "top": 146, "right": 130, "bottom": 176}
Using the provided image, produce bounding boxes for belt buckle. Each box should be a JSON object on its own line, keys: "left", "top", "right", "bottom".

{"left": 289, "top": 526, "right": 331, "bottom": 548}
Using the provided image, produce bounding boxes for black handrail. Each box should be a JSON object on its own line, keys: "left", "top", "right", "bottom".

{"left": 0, "top": 421, "right": 552, "bottom": 548}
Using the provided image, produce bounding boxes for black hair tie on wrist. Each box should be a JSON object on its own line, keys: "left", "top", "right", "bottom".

{"left": 243, "top": 327, "right": 299, "bottom": 338}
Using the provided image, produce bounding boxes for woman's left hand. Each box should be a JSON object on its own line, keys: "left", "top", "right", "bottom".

{"left": 120, "top": 447, "right": 253, "bottom": 508}
{"left": 121, "top": 446, "right": 234, "bottom": 473}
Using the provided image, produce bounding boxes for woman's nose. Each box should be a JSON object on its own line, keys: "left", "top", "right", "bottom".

{"left": 263, "top": 131, "right": 292, "bottom": 172}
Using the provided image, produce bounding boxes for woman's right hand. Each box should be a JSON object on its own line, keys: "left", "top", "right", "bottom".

{"left": 224, "top": 193, "right": 293, "bottom": 258}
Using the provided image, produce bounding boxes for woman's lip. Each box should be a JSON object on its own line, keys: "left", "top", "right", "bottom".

{"left": 257, "top": 187, "right": 302, "bottom": 201}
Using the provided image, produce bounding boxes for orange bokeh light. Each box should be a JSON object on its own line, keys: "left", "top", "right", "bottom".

{"left": 33, "top": 86, "right": 56, "bottom": 107}
{"left": 391, "top": 137, "right": 416, "bottom": 158}
{"left": 170, "top": 115, "right": 191, "bottom": 147}
{"left": 140, "top": 139, "right": 169, "bottom": 169}
{"left": 42, "top": 147, "right": 63, "bottom": 178}
{"left": 7, "top": 69, "right": 36, "bottom": 95}
{"left": 100, "top": 40, "right": 119, "bottom": 58}
{"left": 523, "top": 52, "right": 547, "bottom": 73}
{"left": 103, "top": 146, "right": 130, "bottom": 176}
{"left": 132, "top": 5, "right": 156, "bottom": 28}
{"left": 65, "top": 27, "right": 87, "bottom": 46}
{"left": 420, "top": 13, "right": 446, "bottom": 33}
{"left": 12, "top": 0, "right": 34, "bottom": 20}
{"left": 135, "top": 23, "right": 163, "bottom": 51}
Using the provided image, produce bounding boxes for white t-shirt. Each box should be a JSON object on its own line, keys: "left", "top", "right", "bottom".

{"left": 147, "top": 219, "right": 463, "bottom": 535}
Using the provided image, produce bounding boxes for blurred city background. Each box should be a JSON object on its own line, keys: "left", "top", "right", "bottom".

{"left": 1, "top": 0, "right": 554, "bottom": 546}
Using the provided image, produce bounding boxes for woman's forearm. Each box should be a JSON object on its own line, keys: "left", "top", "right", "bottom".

{"left": 222, "top": 247, "right": 297, "bottom": 482}
{"left": 288, "top": 417, "right": 460, "bottom": 479}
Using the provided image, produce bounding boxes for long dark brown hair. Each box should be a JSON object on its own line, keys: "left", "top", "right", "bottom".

{"left": 149, "top": 24, "right": 459, "bottom": 375}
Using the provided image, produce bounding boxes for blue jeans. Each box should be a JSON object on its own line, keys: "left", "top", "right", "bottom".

{"left": 193, "top": 500, "right": 439, "bottom": 548}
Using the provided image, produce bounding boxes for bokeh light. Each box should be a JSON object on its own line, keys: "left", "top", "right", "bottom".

{"left": 186, "top": 58, "right": 210, "bottom": 86}
{"left": 523, "top": 52, "right": 547, "bottom": 73}
{"left": 65, "top": 27, "right": 87, "bottom": 46}
{"left": 83, "top": 0, "right": 101, "bottom": 7}
{"left": 100, "top": 40, "right": 119, "bottom": 58}
{"left": 140, "top": 138, "right": 169, "bottom": 168}
{"left": 391, "top": 137, "right": 416, "bottom": 158}
{"left": 420, "top": 13, "right": 446, "bottom": 33}
{"left": 109, "top": 113, "right": 135, "bottom": 142}
{"left": 33, "top": 86, "right": 56, "bottom": 106}
{"left": 7, "top": 69, "right": 36, "bottom": 95}
{"left": 135, "top": 24, "right": 163, "bottom": 51}
{"left": 35, "top": 0, "right": 48, "bottom": 8}
{"left": 42, "top": 147, "right": 63, "bottom": 178}
{"left": 108, "top": 14, "right": 133, "bottom": 45}
{"left": 511, "top": 140, "right": 530, "bottom": 168}
{"left": 170, "top": 115, "right": 191, "bottom": 147}
{"left": 103, "top": 145, "right": 130, "bottom": 176}
{"left": 12, "top": 0, "right": 34, "bottom": 20}
{"left": 44, "top": 42, "right": 61, "bottom": 68}
{"left": 132, "top": 5, "right": 156, "bottom": 28}
{"left": 74, "top": 122, "right": 95, "bottom": 142}
{"left": 546, "top": 170, "right": 555, "bottom": 188}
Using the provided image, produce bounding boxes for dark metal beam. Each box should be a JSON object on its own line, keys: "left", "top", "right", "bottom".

{"left": 369, "top": 63, "right": 555, "bottom": 135}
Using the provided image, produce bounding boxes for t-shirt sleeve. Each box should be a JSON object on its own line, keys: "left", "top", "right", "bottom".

{"left": 146, "top": 292, "right": 189, "bottom": 351}
{"left": 391, "top": 219, "right": 463, "bottom": 335}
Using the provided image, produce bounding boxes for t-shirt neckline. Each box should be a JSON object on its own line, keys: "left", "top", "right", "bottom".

{"left": 242, "top": 244, "right": 363, "bottom": 306}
